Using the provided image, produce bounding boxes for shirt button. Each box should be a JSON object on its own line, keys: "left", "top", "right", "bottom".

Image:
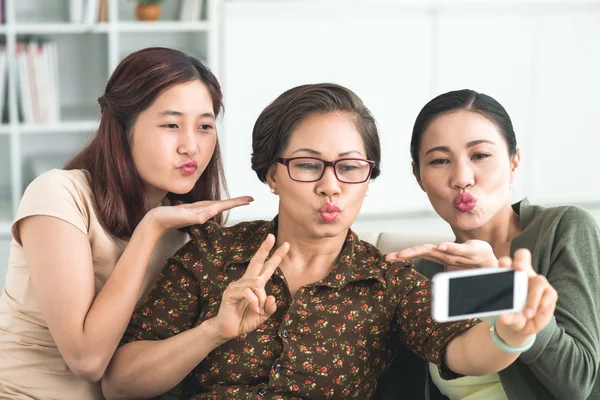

{"left": 274, "top": 363, "right": 281, "bottom": 372}
{"left": 258, "top": 388, "right": 267, "bottom": 397}
{"left": 281, "top": 330, "right": 289, "bottom": 338}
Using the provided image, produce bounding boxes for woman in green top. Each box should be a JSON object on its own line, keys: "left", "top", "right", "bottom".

{"left": 377, "top": 89, "right": 600, "bottom": 400}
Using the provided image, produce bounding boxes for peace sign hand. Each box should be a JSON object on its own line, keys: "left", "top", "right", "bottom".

{"left": 211, "top": 234, "right": 289, "bottom": 342}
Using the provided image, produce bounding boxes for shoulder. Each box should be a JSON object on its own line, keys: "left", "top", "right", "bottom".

{"left": 12, "top": 169, "right": 93, "bottom": 244}
{"left": 354, "top": 233, "right": 429, "bottom": 289}
{"left": 524, "top": 201, "right": 599, "bottom": 235}
{"left": 189, "top": 219, "right": 270, "bottom": 246}
{"left": 24, "top": 168, "right": 91, "bottom": 197}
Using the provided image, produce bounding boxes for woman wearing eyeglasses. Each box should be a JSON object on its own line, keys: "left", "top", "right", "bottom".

{"left": 101, "top": 84, "right": 557, "bottom": 400}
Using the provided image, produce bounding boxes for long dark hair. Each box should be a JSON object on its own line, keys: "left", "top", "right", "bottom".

{"left": 410, "top": 89, "right": 517, "bottom": 170}
{"left": 65, "top": 47, "right": 227, "bottom": 237}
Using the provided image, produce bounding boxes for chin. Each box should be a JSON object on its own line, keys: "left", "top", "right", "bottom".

{"left": 168, "top": 183, "right": 197, "bottom": 195}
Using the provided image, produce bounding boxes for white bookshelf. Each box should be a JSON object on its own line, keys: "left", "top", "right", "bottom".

{"left": 0, "top": 0, "right": 221, "bottom": 238}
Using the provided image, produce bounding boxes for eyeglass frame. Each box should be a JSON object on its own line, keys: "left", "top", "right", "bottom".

{"left": 276, "top": 157, "right": 376, "bottom": 184}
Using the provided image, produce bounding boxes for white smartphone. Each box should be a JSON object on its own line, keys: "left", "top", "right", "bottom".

{"left": 431, "top": 267, "right": 528, "bottom": 322}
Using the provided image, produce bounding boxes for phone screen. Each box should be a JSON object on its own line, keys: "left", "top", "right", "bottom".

{"left": 448, "top": 270, "right": 515, "bottom": 316}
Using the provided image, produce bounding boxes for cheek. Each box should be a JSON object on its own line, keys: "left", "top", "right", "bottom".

{"left": 420, "top": 170, "right": 446, "bottom": 197}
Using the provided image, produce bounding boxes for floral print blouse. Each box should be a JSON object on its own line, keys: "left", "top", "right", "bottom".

{"left": 121, "top": 219, "right": 478, "bottom": 399}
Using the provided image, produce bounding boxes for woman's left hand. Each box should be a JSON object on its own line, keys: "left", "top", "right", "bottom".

{"left": 494, "top": 249, "right": 558, "bottom": 346}
{"left": 386, "top": 239, "right": 498, "bottom": 270}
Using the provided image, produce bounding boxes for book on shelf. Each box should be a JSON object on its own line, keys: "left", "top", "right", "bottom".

{"left": 180, "top": 0, "right": 205, "bottom": 21}
{"left": 0, "top": 47, "right": 6, "bottom": 123}
{"left": 16, "top": 40, "right": 61, "bottom": 125}
{"left": 70, "top": 0, "right": 106, "bottom": 24}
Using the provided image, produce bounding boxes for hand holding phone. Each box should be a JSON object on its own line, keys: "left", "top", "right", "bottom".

{"left": 431, "top": 267, "right": 528, "bottom": 323}
{"left": 432, "top": 248, "right": 558, "bottom": 348}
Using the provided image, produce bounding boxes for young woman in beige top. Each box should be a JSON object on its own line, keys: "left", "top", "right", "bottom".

{"left": 0, "top": 47, "right": 252, "bottom": 399}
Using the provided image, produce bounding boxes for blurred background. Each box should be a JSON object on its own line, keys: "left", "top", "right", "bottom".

{"left": 1, "top": 0, "right": 599, "bottom": 285}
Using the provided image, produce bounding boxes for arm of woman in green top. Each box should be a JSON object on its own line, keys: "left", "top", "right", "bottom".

{"left": 516, "top": 207, "right": 600, "bottom": 399}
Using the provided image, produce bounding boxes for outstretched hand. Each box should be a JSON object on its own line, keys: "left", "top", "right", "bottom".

{"left": 386, "top": 239, "right": 498, "bottom": 270}
{"left": 147, "top": 196, "right": 254, "bottom": 234}
{"left": 211, "top": 234, "right": 289, "bottom": 341}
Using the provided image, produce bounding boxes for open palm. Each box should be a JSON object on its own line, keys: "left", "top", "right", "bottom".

{"left": 148, "top": 196, "right": 253, "bottom": 233}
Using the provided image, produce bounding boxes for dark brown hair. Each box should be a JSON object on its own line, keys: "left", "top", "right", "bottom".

{"left": 251, "top": 83, "right": 381, "bottom": 182}
{"left": 411, "top": 89, "right": 517, "bottom": 170}
{"left": 65, "top": 47, "right": 227, "bottom": 237}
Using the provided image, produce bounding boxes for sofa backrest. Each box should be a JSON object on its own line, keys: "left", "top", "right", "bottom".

{"left": 357, "top": 232, "right": 454, "bottom": 254}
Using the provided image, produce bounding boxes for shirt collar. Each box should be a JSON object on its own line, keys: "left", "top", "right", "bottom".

{"left": 223, "top": 217, "right": 388, "bottom": 288}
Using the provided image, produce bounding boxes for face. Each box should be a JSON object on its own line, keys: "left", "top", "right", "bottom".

{"left": 268, "top": 112, "right": 371, "bottom": 238}
{"left": 131, "top": 80, "right": 217, "bottom": 202}
{"left": 416, "top": 110, "right": 519, "bottom": 232}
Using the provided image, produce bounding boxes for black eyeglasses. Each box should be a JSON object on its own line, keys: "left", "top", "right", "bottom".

{"left": 277, "top": 157, "right": 375, "bottom": 183}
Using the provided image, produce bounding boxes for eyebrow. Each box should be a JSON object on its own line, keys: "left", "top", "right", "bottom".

{"left": 424, "top": 140, "right": 496, "bottom": 156}
{"left": 291, "top": 148, "right": 363, "bottom": 156}
{"left": 159, "top": 110, "right": 215, "bottom": 119}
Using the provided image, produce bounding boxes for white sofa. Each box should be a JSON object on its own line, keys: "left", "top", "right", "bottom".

{"left": 357, "top": 232, "right": 453, "bottom": 255}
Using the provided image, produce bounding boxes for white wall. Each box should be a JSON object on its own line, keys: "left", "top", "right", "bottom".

{"left": 219, "top": 0, "right": 600, "bottom": 231}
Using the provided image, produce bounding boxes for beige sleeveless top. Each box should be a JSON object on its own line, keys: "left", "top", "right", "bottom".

{"left": 0, "top": 169, "right": 188, "bottom": 400}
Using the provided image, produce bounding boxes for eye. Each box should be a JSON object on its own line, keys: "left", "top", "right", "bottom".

{"left": 338, "top": 164, "right": 359, "bottom": 172}
{"left": 429, "top": 158, "right": 449, "bottom": 165}
{"left": 472, "top": 153, "right": 490, "bottom": 160}
{"left": 162, "top": 123, "right": 178, "bottom": 129}
{"left": 295, "top": 163, "right": 321, "bottom": 170}
{"left": 198, "top": 124, "right": 214, "bottom": 131}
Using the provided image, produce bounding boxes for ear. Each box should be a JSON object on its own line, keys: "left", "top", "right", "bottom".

{"left": 510, "top": 148, "right": 521, "bottom": 184}
{"left": 412, "top": 161, "right": 425, "bottom": 192}
{"left": 266, "top": 164, "right": 278, "bottom": 192}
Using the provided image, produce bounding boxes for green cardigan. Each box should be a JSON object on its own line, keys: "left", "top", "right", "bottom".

{"left": 374, "top": 199, "right": 600, "bottom": 400}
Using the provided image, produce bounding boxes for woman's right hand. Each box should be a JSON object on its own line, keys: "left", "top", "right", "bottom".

{"left": 146, "top": 196, "right": 254, "bottom": 234}
{"left": 209, "top": 234, "right": 289, "bottom": 342}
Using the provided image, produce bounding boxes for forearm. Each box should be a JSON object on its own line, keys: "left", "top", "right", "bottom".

{"left": 78, "top": 218, "right": 163, "bottom": 374}
{"left": 445, "top": 322, "right": 529, "bottom": 376}
{"left": 101, "top": 319, "right": 226, "bottom": 399}
{"left": 521, "top": 317, "right": 598, "bottom": 398}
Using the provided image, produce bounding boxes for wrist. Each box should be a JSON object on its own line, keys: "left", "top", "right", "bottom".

{"left": 199, "top": 318, "right": 231, "bottom": 348}
{"left": 138, "top": 211, "right": 165, "bottom": 240}
{"left": 491, "top": 316, "right": 535, "bottom": 353}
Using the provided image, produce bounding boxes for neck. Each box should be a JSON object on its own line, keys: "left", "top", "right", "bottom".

{"left": 453, "top": 202, "right": 521, "bottom": 258}
{"left": 275, "top": 218, "right": 347, "bottom": 275}
{"left": 144, "top": 186, "right": 168, "bottom": 211}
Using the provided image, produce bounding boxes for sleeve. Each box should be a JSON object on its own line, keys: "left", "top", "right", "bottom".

{"left": 120, "top": 239, "right": 204, "bottom": 345}
{"left": 517, "top": 207, "right": 600, "bottom": 399}
{"left": 11, "top": 169, "right": 90, "bottom": 244}
{"left": 389, "top": 266, "right": 480, "bottom": 380}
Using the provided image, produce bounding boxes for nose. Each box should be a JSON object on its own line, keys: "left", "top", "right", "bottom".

{"left": 450, "top": 159, "right": 474, "bottom": 190}
{"left": 316, "top": 165, "right": 342, "bottom": 197}
{"left": 177, "top": 127, "right": 198, "bottom": 157}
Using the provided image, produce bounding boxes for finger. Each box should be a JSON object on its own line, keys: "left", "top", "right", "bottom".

{"left": 522, "top": 275, "right": 548, "bottom": 319}
{"left": 227, "top": 285, "right": 260, "bottom": 314}
{"left": 264, "top": 296, "right": 277, "bottom": 316}
{"left": 412, "top": 250, "right": 478, "bottom": 268}
{"left": 260, "top": 242, "right": 290, "bottom": 280}
{"left": 512, "top": 248, "right": 535, "bottom": 277}
{"left": 196, "top": 197, "right": 255, "bottom": 223}
{"left": 530, "top": 285, "right": 557, "bottom": 330}
{"left": 242, "top": 287, "right": 262, "bottom": 314}
{"left": 385, "top": 244, "right": 437, "bottom": 261}
{"left": 498, "top": 256, "right": 512, "bottom": 268}
{"left": 245, "top": 234, "right": 276, "bottom": 277}
{"left": 252, "top": 286, "right": 267, "bottom": 314}
{"left": 436, "top": 242, "right": 471, "bottom": 256}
